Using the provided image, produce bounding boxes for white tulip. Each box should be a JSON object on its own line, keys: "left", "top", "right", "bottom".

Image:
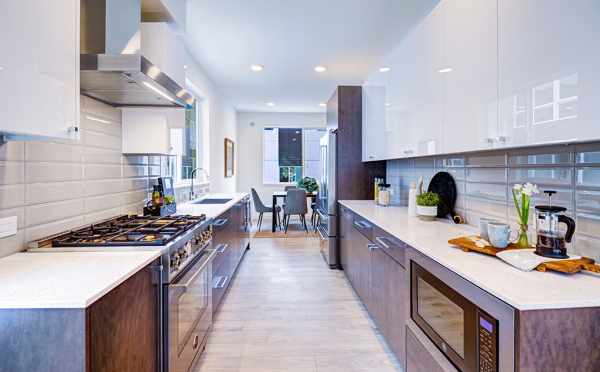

{"left": 522, "top": 183, "right": 540, "bottom": 196}
{"left": 513, "top": 184, "right": 523, "bottom": 192}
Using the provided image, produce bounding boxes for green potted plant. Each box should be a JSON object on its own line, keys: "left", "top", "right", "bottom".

{"left": 297, "top": 177, "right": 319, "bottom": 194}
{"left": 416, "top": 192, "right": 440, "bottom": 221}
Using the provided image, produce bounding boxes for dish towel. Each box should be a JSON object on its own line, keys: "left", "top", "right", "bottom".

{"left": 496, "top": 249, "right": 580, "bottom": 271}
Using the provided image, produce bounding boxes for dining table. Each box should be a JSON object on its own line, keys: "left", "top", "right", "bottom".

{"left": 272, "top": 191, "right": 318, "bottom": 232}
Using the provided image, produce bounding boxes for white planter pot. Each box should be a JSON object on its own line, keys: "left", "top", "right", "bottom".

{"left": 417, "top": 205, "right": 438, "bottom": 221}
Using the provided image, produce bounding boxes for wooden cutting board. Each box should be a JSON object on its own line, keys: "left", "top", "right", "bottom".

{"left": 448, "top": 236, "right": 600, "bottom": 275}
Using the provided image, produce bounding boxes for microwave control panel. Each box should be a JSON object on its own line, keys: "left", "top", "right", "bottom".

{"left": 477, "top": 310, "right": 498, "bottom": 372}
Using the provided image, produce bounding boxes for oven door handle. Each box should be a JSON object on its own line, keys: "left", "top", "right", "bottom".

{"left": 172, "top": 249, "right": 218, "bottom": 292}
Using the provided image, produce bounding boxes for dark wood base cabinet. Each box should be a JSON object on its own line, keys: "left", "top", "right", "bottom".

{"left": 339, "top": 205, "right": 407, "bottom": 368}
{"left": 0, "top": 262, "right": 160, "bottom": 372}
{"left": 341, "top": 204, "right": 600, "bottom": 372}
{"left": 211, "top": 198, "right": 251, "bottom": 314}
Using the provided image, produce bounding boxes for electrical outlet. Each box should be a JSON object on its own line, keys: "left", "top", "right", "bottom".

{"left": 0, "top": 216, "right": 17, "bottom": 238}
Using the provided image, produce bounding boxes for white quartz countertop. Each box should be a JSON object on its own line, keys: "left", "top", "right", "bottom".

{"left": 339, "top": 200, "right": 600, "bottom": 311}
{"left": 177, "top": 192, "right": 249, "bottom": 219}
{"left": 0, "top": 251, "right": 160, "bottom": 309}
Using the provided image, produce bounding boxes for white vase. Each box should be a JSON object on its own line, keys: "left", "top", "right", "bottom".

{"left": 417, "top": 205, "right": 438, "bottom": 221}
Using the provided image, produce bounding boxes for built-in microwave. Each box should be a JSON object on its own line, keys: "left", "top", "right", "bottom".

{"left": 411, "top": 262, "right": 499, "bottom": 372}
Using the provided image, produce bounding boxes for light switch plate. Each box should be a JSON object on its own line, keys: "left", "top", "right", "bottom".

{"left": 0, "top": 216, "right": 18, "bottom": 238}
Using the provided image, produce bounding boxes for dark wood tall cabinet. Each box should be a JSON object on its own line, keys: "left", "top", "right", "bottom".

{"left": 327, "top": 86, "right": 386, "bottom": 202}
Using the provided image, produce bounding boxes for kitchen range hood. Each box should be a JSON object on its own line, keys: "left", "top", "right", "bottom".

{"left": 80, "top": 0, "right": 193, "bottom": 108}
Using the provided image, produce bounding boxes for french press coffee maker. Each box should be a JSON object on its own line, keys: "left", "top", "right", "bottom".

{"left": 534, "top": 190, "right": 576, "bottom": 259}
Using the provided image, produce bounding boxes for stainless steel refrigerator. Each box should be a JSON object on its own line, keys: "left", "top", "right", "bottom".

{"left": 316, "top": 129, "right": 338, "bottom": 268}
{"left": 315, "top": 86, "right": 387, "bottom": 270}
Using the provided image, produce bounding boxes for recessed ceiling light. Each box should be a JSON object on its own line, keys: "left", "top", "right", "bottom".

{"left": 438, "top": 67, "right": 453, "bottom": 73}
{"left": 385, "top": 103, "right": 392, "bottom": 107}
{"left": 183, "top": 65, "right": 188, "bottom": 70}
{"left": 319, "top": 103, "right": 327, "bottom": 107}
{"left": 266, "top": 102, "right": 276, "bottom": 107}
{"left": 251, "top": 64, "right": 264, "bottom": 72}
{"left": 314, "top": 66, "right": 327, "bottom": 73}
{"left": 379, "top": 67, "right": 391, "bottom": 73}
{"left": 0, "top": 66, "right": 4, "bottom": 71}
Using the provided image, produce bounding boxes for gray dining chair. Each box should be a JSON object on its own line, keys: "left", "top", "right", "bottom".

{"left": 283, "top": 188, "right": 308, "bottom": 233}
{"left": 251, "top": 188, "right": 280, "bottom": 231}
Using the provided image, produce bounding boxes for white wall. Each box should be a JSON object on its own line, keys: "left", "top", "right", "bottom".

{"left": 236, "top": 112, "right": 326, "bottom": 216}
{"left": 184, "top": 50, "right": 237, "bottom": 193}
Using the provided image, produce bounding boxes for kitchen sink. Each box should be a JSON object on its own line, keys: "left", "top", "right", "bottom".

{"left": 192, "top": 198, "right": 232, "bottom": 205}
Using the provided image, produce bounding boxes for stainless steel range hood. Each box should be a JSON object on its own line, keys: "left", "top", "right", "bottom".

{"left": 80, "top": 0, "right": 193, "bottom": 108}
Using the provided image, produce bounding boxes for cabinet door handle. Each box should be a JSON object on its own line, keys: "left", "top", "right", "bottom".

{"left": 375, "top": 236, "right": 394, "bottom": 249}
{"left": 368, "top": 243, "right": 379, "bottom": 252}
{"left": 485, "top": 137, "right": 496, "bottom": 144}
{"left": 213, "top": 218, "right": 229, "bottom": 227}
{"left": 216, "top": 275, "right": 229, "bottom": 289}
{"left": 193, "top": 334, "right": 200, "bottom": 349}
{"left": 216, "top": 244, "right": 228, "bottom": 254}
{"left": 353, "top": 220, "right": 371, "bottom": 230}
{"left": 497, "top": 136, "right": 508, "bottom": 143}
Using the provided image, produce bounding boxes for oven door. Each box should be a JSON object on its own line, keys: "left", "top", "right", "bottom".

{"left": 166, "top": 249, "right": 217, "bottom": 372}
{"left": 411, "top": 262, "right": 477, "bottom": 372}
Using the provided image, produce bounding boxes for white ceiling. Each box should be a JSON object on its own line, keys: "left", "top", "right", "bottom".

{"left": 185, "top": 0, "right": 439, "bottom": 113}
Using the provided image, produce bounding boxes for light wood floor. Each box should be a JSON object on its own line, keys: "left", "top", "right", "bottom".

{"left": 193, "top": 235, "right": 402, "bottom": 372}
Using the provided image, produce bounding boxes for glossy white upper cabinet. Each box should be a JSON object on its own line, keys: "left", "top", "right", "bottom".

{"left": 363, "top": 2, "right": 444, "bottom": 160}
{"left": 362, "top": 85, "right": 388, "bottom": 161}
{"left": 122, "top": 107, "right": 185, "bottom": 154}
{"left": 0, "top": 0, "right": 80, "bottom": 141}
{"left": 406, "top": 3, "right": 444, "bottom": 158}
{"left": 442, "top": 0, "right": 498, "bottom": 154}
{"left": 141, "top": 22, "right": 186, "bottom": 88}
{"left": 498, "top": 0, "right": 600, "bottom": 148}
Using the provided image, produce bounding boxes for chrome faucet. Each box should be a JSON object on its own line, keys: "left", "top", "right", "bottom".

{"left": 190, "top": 167, "right": 209, "bottom": 201}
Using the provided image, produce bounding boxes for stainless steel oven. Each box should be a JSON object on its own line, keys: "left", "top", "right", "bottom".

{"left": 164, "top": 248, "right": 217, "bottom": 372}
{"left": 411, "top": 261, "right": 500, "bottom": 372}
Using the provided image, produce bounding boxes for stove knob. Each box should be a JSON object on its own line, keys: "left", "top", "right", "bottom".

{"left": 170, "top": 254, "right": 180, "bottom": 270}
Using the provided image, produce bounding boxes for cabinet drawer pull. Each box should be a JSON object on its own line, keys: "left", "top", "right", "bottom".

{"left": 216, "top": 275, "right": 229, "bottom": 289}
{"left": 375, "top": 236, "right": 394, "bottom": 249}
{"left": 368, "top": 243, "right": 379, "bottom": 252}
{"left": 193, "top": 334, "right": 200, "bottom": 349}
{"left": 216, "top": 244, "right": 228, "bottom": 254}
{"left": 213, "top": 218, "right": 229, "bottom": 227}
{"left": 353, "top": 220, "right": 371, "bottom": 230}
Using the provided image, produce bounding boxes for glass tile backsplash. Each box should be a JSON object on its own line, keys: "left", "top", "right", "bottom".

{"left": 386, "top": 143, "right": 600, "bottom": 260}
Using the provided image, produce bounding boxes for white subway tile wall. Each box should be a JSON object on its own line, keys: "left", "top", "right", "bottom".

{"left": 0, "top": 97, "right": 209, "bottom": 259}
{"left": 387, "top": 143, "right": 600, "bottom": 261}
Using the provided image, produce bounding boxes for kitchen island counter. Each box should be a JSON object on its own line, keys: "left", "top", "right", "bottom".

{"left": 0, "top": 251, "right": 160, "bottom": 309}
{"left": 339, "top": 200, "right": 600, "bottom": 310}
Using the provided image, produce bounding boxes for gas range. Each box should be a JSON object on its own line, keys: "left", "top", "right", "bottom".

{"left": 28, "top": 214, "right": 212, "bottom": 283}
